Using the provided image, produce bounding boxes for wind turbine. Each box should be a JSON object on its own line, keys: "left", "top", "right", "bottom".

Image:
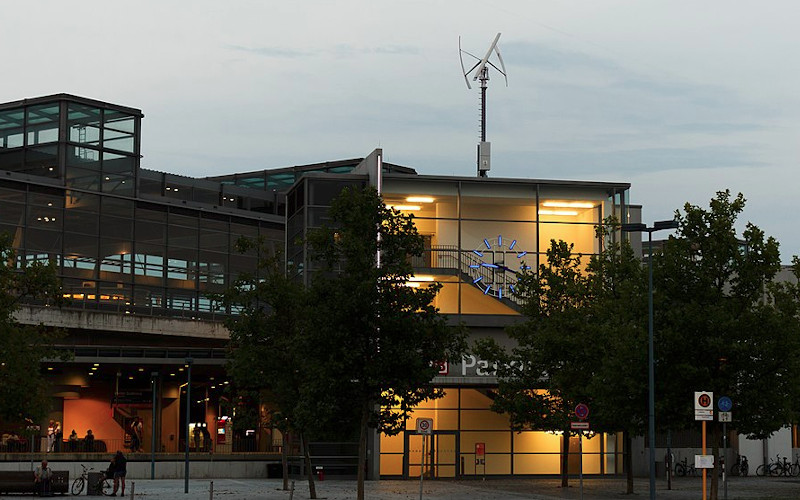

{"left": 459, "top": 33, "right": 508, "bottom": 177}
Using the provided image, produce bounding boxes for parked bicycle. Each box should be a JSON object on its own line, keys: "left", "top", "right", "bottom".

{"left": 674, "top": 457, "right": 698, "bottom": 477}
{"left": 71, "top": 464, "right": 112, "bottom": 496}
{"left": 730, "top": 454, "right": 749, "bottom": 477}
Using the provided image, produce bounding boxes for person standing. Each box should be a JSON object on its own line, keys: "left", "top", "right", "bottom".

{"left": 111, "top": 450, "right": 127, "bottom": 496}
{"left": 46, "top": 420, "right": 56, "bottom": 453}
{"left": 133, "top": 417, "right": 143, "bottom": 452}
{"left": 34, "top": 459, "right": 52, "bottom": 496}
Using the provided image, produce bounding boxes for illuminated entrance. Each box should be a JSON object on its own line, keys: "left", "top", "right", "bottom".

{"left": 403, "top": 431, "right": 459, "bottom": 479}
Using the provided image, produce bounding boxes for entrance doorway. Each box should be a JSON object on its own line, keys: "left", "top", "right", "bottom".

{"left": 402, "top": 431, "right": 459, "bottom": 479}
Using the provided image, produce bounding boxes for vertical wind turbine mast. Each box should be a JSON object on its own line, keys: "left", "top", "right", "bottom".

{"left": 459, "top": 33, "right": 508, "bottom": 177}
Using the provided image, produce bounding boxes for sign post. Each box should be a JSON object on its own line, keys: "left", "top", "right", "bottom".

{"left": 572, "top": 403, "right": 590, "bottom": 500}
{"left": 416, "top": 418, "right": 433, "bottom": 500}
{"left": 695, "top": 392, "right": 713, "bottom": 500}
{"left": 718, "top": 396, "right": 733, "bottom": 500}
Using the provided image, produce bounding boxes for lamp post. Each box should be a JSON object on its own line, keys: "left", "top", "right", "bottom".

{"left": 151, "top": 371, "right": 158, "bottom": 480}
{"left": 184, "top": 357, "right": 193, "bottom": 494}
{"left": 621, "top": 219, "right": 678, "bottom": 500}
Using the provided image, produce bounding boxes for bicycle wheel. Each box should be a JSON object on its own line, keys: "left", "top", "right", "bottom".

{"left": 791, "top": 463, "right": 800, "bottom": 477}
{"left": 755, "top": 464, "right": 767, "bottom": 476}
{"left": 675, "top": 463, "right": 686, "bottom": 477}
{"left": 99, "top": 477, "right": 113, "bottom": 496}
{"left": 769, "top": 463, "right": 781, "bottom": 476}
{"left": 71, "top": 476, "right": 85, "bottom": 496}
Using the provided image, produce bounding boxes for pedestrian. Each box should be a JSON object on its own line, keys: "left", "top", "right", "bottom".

{"left": 34, "top": 459, "right": 52, "bottom": 496}
{"left": 111, "top": 450, "right": 127, "bottom": 496}
{"left": 46, "top": 420, "right": 55, "bottom": 453}
{"left": 68, "top": 430, "right": 78, "bottom": 452}
{"left": 83, "top": 429, "right": 94, "bottom": 452}
{"left": 132, "top": 417, "right": 143, "bottom": 452}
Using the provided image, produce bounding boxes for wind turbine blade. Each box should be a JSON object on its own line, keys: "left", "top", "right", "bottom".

{"left": 472, "top": 32, "right": 501, "bottom": 81}
{"left": 461, "top": 49, "right": 481, "bottom": 61}
{"left": 458, "top": 36, "right": 472, "bottom": 89}
{"left": 494, "top": 44, "right": 508, "bottom": 86}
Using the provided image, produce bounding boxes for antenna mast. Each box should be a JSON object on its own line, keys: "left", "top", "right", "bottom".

{"left": 459, "top": 33, "right": 508, "bottom": 177}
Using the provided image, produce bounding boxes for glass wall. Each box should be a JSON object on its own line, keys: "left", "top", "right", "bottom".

{"left": 379, "top": 388, "right": 622, "bottom": 477}
{"left": 380, "top": 178, "right": 624, "bottom": 316}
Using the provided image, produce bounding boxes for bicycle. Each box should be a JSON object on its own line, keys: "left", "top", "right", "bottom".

{"left": 730, "top": 454, "right": 749, "bottom": 477}
{"left": 756, "top": 455, "right": 782, "bottom": 477}
{"left": 71, "top": 464, "right": 112, "bottom": 496}
{"left": 771, "top": 455, "right": 794, "bottom": 477}
{"left": 674, "top": 457, "right": 697, "bottom": 477}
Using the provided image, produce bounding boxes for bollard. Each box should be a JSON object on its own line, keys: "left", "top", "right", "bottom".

{"left": 315, "top": 466, "right": 325, "bottom": 481}
{"left": 130, "top": 481, "right": 135, "bottom": 500}
{"left": 289, "top": 480, "right": 295, "bottom": 500}
{"left": 209, "top": 480, "right": 214, "bottom": 500}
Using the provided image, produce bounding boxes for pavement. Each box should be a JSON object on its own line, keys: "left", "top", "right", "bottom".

{"left": 10, "top": 476, "right": 800, "bottom": 499}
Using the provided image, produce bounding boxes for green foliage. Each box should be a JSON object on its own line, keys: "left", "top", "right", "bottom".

{"left": 0, "top": 233, "right": 65, "bottom": 422}
{"left": 655, "top": 190, "right": 795, "bottom": 437}
{"left": 304, "top": 186, "right": 467, "bottom": 436}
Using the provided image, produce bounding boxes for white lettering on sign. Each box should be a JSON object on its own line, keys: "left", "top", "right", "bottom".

{"left": 459, "top": 355, "right": 524, "bottom": 377}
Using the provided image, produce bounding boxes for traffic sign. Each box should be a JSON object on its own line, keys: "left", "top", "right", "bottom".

{"left": 695, "top": 410, "right": 713, "bottom": 421}
{"left": 475, "top": 443, "right": 485, "bottom": 456}
{"left": 415, "top": 418, "right": 433, "bottom": 435}
{"left": 695, "top": 391, "right": 713, "bottom": 410}
{"left": 719, "top": 411, "right": 732, "bottom": 422}
{"left": 718, "top": 396, "right": 732, "bottom": 412}
{"left": 695, "top": 455, "right": 714, "bottom": 469}
{"left": 571, "top": 421, "right": 590, "bottom": 430}
{"left": 575, "top": 403, "right": 590, "bottom": 420}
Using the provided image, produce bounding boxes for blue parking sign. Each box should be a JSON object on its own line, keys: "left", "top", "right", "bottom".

{"left": 718, "top": 396, "right": 733, "bottom": 412}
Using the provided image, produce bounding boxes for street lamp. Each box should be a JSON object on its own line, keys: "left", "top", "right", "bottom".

{"left": 622, "top": 219, "right": 678, "bottom": 500}
{"left": 184, "top": 357, "right": 193, "bottom": 494}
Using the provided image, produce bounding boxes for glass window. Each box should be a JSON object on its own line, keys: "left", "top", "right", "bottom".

{"left": 102, "top": 196, "right": 134, "bottom": 218}
{"left": 26, "top": 204, "right": 62, "bottom": 230}
{"left": 0, "top": 150, "right": 24, "bottom": 171}
{"left": 0, "top": 182, "right": 25, "bottom": 203}
{"left": 68, "top": 104, "right": 101, "bottom": 146}
{"left": 65, "top": 209, "right": 99, "bottom": 235}
{"left": 102, "top": 173, "right": 134, "bottom": 195}
{"left": 102, "top": 152, "right": 134, "bottom": 175}
{"left": 24, "top": 227, "right": 62, "bottom": 254}
{"left": 66, "top": 144, "right": 100, "bottom": 169}
{"left": 66, "top": 167, "right": 101, "bottom": 191}
{"left": 63, "top": 234, "right": 97, "bottom": 278}
{"left": 136, "top": 220, "right": 166, "bottom": 246}
{"left": 22, "top": 146, "right": 59, "bottom": 177}
{"left": 66, "top": 190, "right": 99, "bottom": 212}
{"left": 0, "top": 109, "right": 24, "bottom": 149}
{"left": 99, "top": 215, "right": 133, "bottom": 240}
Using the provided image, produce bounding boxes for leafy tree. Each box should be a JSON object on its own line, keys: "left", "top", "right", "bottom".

{"left": 0, "top": 233, "right": 65, "bottom": 424}
{"left": 585, "top": 221, "right": 649, "bottom": 493}
{"left": 474, "top": 239, "right": 595, "bottom": 488}
{"left": 304, "top": 186, "right": 466, "bottom": 500}
{"left": 654, "top": 190, "right": 797, "bottom": 500}
{"left": 221, "top": 240, "right": 320, "bottom": 497}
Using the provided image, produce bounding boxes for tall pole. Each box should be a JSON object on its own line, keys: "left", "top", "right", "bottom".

{"left": 478, "top": 66, "right": 488, "bottom": 178}
{"left": 185, "top": 358, "right": 193, "bottom": 494}
{"left": 648, "top": 231, "right": 656, "bottom": 500}
{"left": 151, "top": 372, "right": 158, "bottom": 480}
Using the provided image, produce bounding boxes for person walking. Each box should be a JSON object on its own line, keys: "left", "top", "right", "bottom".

{"left": 110, "top": 450, "right": 127, "bottom": 496}
{"left": 34, "top": 459, "right": 52, "bottom": 496}
{"left": 46, "top": 420, "right": 55, "bottom": 453}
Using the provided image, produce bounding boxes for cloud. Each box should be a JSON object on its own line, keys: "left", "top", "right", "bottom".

{"left": 226, "top": 43, "right": 419, "bottom": 59}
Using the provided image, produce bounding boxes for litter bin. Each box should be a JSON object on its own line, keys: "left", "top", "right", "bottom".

{"left": 87, "top": 471, "right": 105, "bottom": 495}
{"left": 266, "top": 463, "right": 283, "bottom": 479}
{"left": 315, "top": 466, "right": 324, "bottom": 481}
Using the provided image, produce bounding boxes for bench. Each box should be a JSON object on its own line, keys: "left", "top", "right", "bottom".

{"left": 0, "top": 470, "right": 68, "bottom": 495}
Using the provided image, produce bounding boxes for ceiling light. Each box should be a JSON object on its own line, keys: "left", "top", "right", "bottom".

{"left": 406, "top": 196, "right": 434, "bottom": 203}
{"left": 138, "top": 368, "right": 144, "bottom": 372}
{"left": 47, "top": 367, "right": 54, "bottom": 371}
{"left": 91, "top": 367, "right": 98, "bottom": 371}
{"left": 388, "top": 205, "right": 421, "bottom": 211}
{"left": 409, "top": 276, "right": 435, "bottom": 282}
{"left": 538, "top": 210, "right": 579, "bottom": 216}
{"left": 93, "top": 363, "right": 100, "bottom": 367}
{"left": 128, "top": 376, "right": 134, "bottom": 380}
{"left": 404, "top": 282, "right": 421, "bottom": 288}
{"left": 542, "top": 201, "right": 595, "bottom": 209}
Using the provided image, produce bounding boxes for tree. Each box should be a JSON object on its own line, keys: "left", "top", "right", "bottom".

{"left": 654, "top": 190, "right": 798, "bottom": 500}
{"left": 304, "top": 186, "right": 467, "bottom": 500}
{"left": 585, "top": 221, "right": 649, "bottom": 493}
{"left": 0, "top": 233, "right": 65, "bottom": 424}
{"left": 221, "top": 240, "right": 320, "bottom": 497}
{"left": 474, "top": 239, "right": 595, "bottom": 488}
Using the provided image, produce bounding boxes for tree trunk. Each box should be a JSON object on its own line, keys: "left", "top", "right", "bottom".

{"left": 357, "top": 402, "right": 369, "bottom": 500}
{"left": 625, "top": 433, "right": 634, "bottom": 494}
{"left": 302, "top": 432, "right": 317, "bottom": 499}
{"left": 710, "top": 422, "right": 720, "bottom": 500}
{"left": 561, "top": 429, "right": 570, "bottom": 488}
{"left": 281, "top": 430, "right": 289, "bottom": 491}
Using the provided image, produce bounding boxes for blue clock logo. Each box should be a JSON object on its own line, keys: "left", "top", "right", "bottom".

{"left": 467, "top": 235, "right": 529, "bottom": 300}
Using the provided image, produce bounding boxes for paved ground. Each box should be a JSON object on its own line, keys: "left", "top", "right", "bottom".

{"left": 18, "top": 476, "right": 798, "bottom": 499}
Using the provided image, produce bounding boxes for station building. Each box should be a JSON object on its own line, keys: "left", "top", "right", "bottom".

{"left": 1, "top": 93, "right": 637, "bottom": 476}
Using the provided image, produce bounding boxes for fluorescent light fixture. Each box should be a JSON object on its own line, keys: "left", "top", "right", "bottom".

{"left": 542, "top": 201, "right": 595, "bottom": 209}
{"left": 406, "top": 196, "right": 434, "bottom": 203}
{"left": 404, "top": 282, "right": 421, "bottom": 288}
{"left": 388, "top": 204, "right": 421, "bottom": 211}
{"left": 538, "top": 210, "right": 579, "bottom": 216}
{"left": 409, "top": 276, "right": 435, "bottom": 282}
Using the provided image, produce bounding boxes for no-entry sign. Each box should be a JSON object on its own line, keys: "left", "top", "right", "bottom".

{"left": 415, "top": 418, "right": 433, "bottom": 435}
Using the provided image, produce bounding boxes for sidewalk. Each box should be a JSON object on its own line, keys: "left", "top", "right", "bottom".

{"left": 46, "top": 476, "right": 800, "bottom": 500}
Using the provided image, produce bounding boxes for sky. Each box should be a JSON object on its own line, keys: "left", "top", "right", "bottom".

{"left": 3, "top": 1, "right": 799, "bottom": 261}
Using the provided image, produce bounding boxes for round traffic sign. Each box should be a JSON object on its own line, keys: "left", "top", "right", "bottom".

{"left": 718, "top": 396, "right": 733, "bottom": 412}
{"left": 575, "top": 403, "right": 590, "bottom": 420}
{"left": 419, "top": 420, "right": 430, "bottom": 431}
{"left": 698, "top": 393, "right": 712, "bottom": 408}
